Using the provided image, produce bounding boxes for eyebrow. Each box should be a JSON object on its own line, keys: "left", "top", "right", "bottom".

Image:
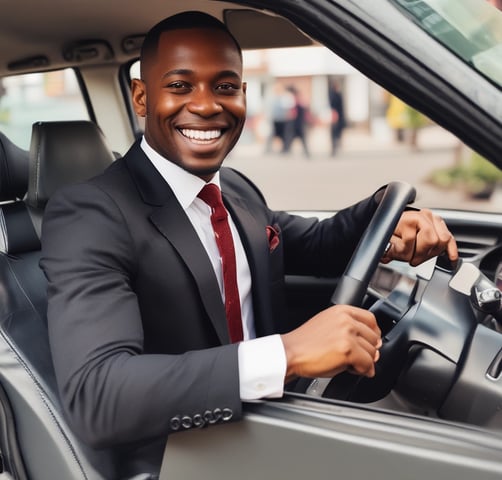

{"left": 162, "top": 69, "right": 192, "bottom": 78}
{"left": 161, "top": 69, "right": 241, "bottom": 80}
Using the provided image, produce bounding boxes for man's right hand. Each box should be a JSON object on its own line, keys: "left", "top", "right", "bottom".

{"left": 280, "top": 304, "right": 382, "bottom": 384}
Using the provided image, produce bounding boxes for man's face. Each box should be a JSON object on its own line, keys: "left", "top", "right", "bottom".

{"left": 132, "top": 28, "right": 247, "bottom": 181}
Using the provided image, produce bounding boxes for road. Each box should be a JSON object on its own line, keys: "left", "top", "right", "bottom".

{"left": 227, "top": 124, "right": 502, "bottom": 213}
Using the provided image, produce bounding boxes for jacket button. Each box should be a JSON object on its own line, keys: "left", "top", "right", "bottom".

{"left": 193, "top": 413, "right": 205, "bottom": 427}
{"left": 204, "top": 410, "right": 216, "bottom": 424}
{"left": 222, "top": 408, "right": 233, "bottom": 421}
{"left": 213, "top": 408, "right": 222, "bottom": 423}
{"left": 181, "top": 416, "right": 193, "bottom": 429}
{"left": 169, "top": 416, "right": 181, "bottom": 431}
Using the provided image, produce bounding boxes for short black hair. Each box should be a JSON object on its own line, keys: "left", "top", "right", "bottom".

{"left": 140, "top": 11, "right": 242, "bottom": 76}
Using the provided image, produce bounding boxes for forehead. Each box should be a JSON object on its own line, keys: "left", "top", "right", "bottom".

{"left": 153, "top": 28, "right": 242, "bottom": 71}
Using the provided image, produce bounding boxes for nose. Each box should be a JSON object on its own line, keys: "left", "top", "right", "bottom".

{"left": 187, "top": 86, "right": 223, "bottom": 117}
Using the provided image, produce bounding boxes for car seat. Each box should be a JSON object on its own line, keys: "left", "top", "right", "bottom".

{"left": 0, "top": 122, "right": 152, "bottom": 480}
{"left": 0, "top": 131, "right": 29, "bottom": 202}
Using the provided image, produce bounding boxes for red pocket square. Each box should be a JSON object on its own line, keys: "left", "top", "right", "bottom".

{"left": 266, "top": 225, "right": 280, "bottom": 253}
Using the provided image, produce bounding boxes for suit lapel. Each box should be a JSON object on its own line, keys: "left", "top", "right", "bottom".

{"left": 125, "top": 143, "right": 230, "bottom": 344}
{"left": 150, "top": 204, "right": 230, "bottom": 344}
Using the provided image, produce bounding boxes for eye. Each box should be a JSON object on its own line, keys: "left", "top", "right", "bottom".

{"left": 166, "top": 81, "right": 191, "bottom": 93}
{"left": 215, "top": 83, "right": 240, "bottom": 95}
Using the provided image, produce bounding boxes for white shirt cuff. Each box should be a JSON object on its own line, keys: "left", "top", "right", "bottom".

{"left": 238, "top": 334, "right": 286, "bottom": 401}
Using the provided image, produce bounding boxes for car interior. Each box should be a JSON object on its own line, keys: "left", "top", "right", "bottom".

{"left": 0, "top": 121, "right": 122, "bottom": 479}
{"left": 0, "top": 0, "right": 501, "bottom": 479}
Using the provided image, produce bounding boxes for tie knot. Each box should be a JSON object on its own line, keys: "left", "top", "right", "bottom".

{"left": 198, "top": 184, "right": 227, "bottom": 220}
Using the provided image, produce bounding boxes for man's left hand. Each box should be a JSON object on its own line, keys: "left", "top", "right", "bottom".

{"left": 381, "top": 209, "right": 458, "bottom": 267}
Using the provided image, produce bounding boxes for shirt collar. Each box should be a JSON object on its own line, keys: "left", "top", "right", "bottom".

{"left": 140, "top": 136, "right": 221, "bottom": 210}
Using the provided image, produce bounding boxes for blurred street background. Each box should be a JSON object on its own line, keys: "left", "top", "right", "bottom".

{"left": 228, "top": 122, "right": 502, "bottom": 213}
{"left": 216, "top": 43, "right": 502, "bottom": 215}
{"left": 2, "top": 38, "right": 501, "bottom": 216}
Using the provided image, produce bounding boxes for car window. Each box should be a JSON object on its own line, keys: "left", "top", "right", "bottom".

{"left": 128, "top": 37, "right": 501, "bottom": 216}
{"left": 390, "top": 0, "right": 502, "bottom": 87}
{"left": 0, "top": 69, "right": 90, "bottom": 149}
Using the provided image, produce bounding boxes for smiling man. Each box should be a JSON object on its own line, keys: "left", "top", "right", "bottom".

{"left": 40, "top": 11, "right": 458, "bottom": 478}
{"left": 132, "top": 16, "right": 247, "bottom": 181}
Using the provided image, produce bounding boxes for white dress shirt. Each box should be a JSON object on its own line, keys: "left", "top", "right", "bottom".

{"left": 141, "top": 138, "right": 286, "bottom": 400}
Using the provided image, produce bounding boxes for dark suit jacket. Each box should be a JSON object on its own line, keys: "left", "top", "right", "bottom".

{"left": 40, "top": 140, "right": 381, "bottom": 476}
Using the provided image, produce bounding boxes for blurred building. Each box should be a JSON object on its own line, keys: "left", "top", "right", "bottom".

{"left": 242, "top": 46, "right": 388, "bottom": 141}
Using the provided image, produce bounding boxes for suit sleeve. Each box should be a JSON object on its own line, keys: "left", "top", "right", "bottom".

{"left": 41, "top": 182, "right": 242, "bottom": 449}
{"left": 274, "top": 188, "right": 384, "bottom": 277}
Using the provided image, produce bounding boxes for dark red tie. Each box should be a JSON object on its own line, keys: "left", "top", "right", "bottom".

{"left": 198, "top": 184, "right": 244, "bottom": 343}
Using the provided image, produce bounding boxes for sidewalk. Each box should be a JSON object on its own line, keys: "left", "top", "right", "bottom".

{"left": 234, "top": 123, "right": 459, "bottom": 158}
{"left": 228, "top": 124, "right": 501, "bottom": 213}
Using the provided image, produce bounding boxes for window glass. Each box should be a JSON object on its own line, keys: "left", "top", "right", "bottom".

{"left": 0, "top": 69, "right": 90, "bottom": 149}
{"left": 128, "top": 40, "right": 500, "bottom": 214}
{"left": 391, "top": 0, "right": 502, "bottom": 87}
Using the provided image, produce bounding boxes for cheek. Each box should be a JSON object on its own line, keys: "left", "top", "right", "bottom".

{"left": 147, "top": 94, "right": 181, "bottom": 118}
{"left": 229, "top": 97, "right": 247, "bottom": 122}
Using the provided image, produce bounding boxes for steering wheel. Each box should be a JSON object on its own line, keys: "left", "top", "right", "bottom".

{"left": 302, "top": 182, "right": 502, "bottom": 428}
{"left": 305, "top": 181, "right": 416, "bottom": 398}
{"left": 330, "top": 181, "right": 416, "bottom": 307}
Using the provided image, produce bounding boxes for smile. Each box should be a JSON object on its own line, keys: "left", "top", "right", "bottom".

{"left": 179, "top": 129, "right": 222, "bottom": 142}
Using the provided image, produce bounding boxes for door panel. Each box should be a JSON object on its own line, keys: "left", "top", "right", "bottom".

{"left": 161, "top": 395, "right": 502, "bottom": 479}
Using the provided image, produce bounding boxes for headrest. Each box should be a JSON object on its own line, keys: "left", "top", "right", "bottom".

{"left": 27, "top": 121, "right": 116, "bottom": 209}
{"left": 0, "top": 131, "right": 29, "bottom": 201}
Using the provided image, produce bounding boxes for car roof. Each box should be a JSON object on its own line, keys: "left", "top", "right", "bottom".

{"left": 0, "top": 0, "right": 313, "bottom": 75}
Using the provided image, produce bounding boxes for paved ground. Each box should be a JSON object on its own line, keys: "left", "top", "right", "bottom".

{"left": 227, "top": 124, "right": 502, "bottom": 213}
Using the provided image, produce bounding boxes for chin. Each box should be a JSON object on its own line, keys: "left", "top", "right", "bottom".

{"left": 185, "top": 162, "right": 222, "bottom": 180}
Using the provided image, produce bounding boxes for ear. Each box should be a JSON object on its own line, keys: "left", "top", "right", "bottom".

{"left": 242, "top": 81, "right": 247, "bottom": 94}
{"left": 131, "top": 78, "right": 147, "bottom": 117}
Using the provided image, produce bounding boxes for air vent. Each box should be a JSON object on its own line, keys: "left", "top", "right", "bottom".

{"left": 456, "top": 235, "right": 498, "bottom": 259}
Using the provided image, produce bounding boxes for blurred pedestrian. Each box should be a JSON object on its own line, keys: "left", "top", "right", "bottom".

{"left": 284, "top": 85, "right": 311, "bottom": 158}
{"left": 328, "top": 79, "right": 346, "bottom": 156}
{"left": 265, "top": 82, "right": 296, "bottom": 154}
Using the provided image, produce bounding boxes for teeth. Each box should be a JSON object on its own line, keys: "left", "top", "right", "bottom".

{"left": 180, "top": 129, "right": 221, "bottom": 140}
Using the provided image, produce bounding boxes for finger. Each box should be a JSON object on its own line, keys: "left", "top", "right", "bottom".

{"left": 382, "top": 231, "right": 417, "bottom": 264}
{"left": 411, "top": 212, "right": 454, "bottom": 265}
{"left": 348, "top": 345, "right": 379, "bottom": 377}
{"left": 342, "top": 305, "right": 382, "bottom": 338}
{"left": 380, "top": 241, "right": 394, "bottom": 264}
{"left": 354, "top": 332, "right": 381, "bottom": 364}
{"left": 445, "top": 236, "right": 459, "bottom": 265}
{"left": 389, "top": 210, "right": 457, "bottom": 266}
{"left": 432, "top": 215, "right": 458, "bottom": 263}
{"left": 336, "top": 318, "right": 381, "bottom": 377}
{"left": 352, "top": 320, "right": 382, "bottom": 349}
{"left": 389, "top": 210, "right": 424, "bottom": 261}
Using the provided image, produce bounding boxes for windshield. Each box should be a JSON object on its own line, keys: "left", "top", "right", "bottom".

{"left": 391, "top": 0, "right": 502, "bottom": 88}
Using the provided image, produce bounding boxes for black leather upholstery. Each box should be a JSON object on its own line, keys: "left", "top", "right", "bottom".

{"left": 27, "top": 121, "right": 118, "bottom": 239}
{"left": 0, "top": 124, "right": 154, "bottom": 479}
{"left": 0, "top": 201, "right": 40, "bottom": 254}
{"left": 0, "top": 131, "right": 29, "bottom": 202}
{"left": 27, "top": 120, "right": 117, "bottom": 209}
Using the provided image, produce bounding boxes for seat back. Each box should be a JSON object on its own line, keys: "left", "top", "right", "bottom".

{"left": 0, "top": 130, "right": 29, "bottom": 202}
{"left": 0, "top": 122, "right": 123, "bottom": 479}
{"left": 26, "top": 120, "right": 118, "bottom": 237}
